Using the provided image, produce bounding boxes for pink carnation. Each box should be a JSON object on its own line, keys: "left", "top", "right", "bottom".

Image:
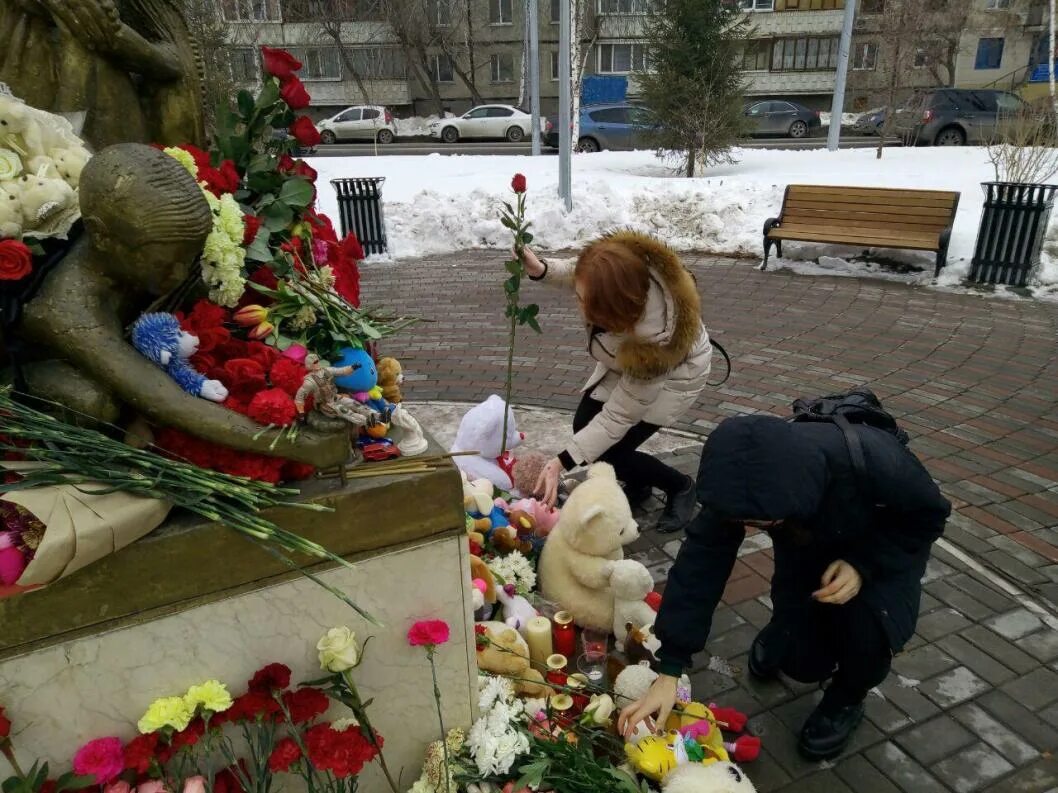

{"left": 73, "top": 737, "right": 125, "bottom": 784}
{"left": 407, "top": 620, "right": 450, "bottom": 648}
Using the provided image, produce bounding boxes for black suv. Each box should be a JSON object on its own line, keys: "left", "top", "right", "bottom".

{"left": 900, "top": 88, "right": 1025, "bottom": 146}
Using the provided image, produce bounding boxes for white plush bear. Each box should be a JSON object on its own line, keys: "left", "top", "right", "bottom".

{"left": 662, "top": 762, "right": 758, "bottom": 793}
{"left": 611, "top": 558, "right": 658, "bottom": 650}
{"left": 461, "top": 472, "right": 496, "bottom": 515}
{"left": 27, "top": 155, "right": 58, "bottom": 179}
{"left": 0, "top": 97, "right": 46, "bottom": 159}
{"left": 50, "top": 146, "right": 91, "bottom": 188}
{"left": 17, "top": 172, "right": 76, "bottom": 228}
{"left": 0, "top": 182, "right": 23, "bottom": 238}
{"left": 451, "top": 395, "right": 522, "bottom": 490}
{"left": 538, "top": 462, "right": 639, "bottom": 631}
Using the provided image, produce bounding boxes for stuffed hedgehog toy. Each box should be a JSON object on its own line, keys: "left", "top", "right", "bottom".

{"left": 131, "top": 313, "right": 228, "bottom": 402}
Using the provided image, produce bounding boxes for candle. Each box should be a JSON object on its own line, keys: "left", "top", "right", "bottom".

{"left": 566, "top": 673, "right": 590, "bottom": 714}
{"left": 550, "top": 694, "right": 575, "bottom": 727}
{"left": 526, "top": 616, "right": 553, "bottom": 671}
{"left": 546, "top": 654, "right": 568, "bottom": 687}
{"left": 553, "top": 611, "right": 576, "bottom": 658}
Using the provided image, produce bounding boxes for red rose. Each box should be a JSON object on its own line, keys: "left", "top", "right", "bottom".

{"left": 243, "top": 214, "right": 263, "bottom": 246}
{"left": 171, "top": 718, "right": 205, "bottom": 749}
{"left": 250, "top": 265, "right": 279, "bottom": 291}
{"left": 281, "top": 687, "right": 329, "bottom": 725}
{"left": 268, "top": 738, "right": 302, "bottom": 773}
{"left": 249, "top": 663, "right": 292, "bottom": 692}
{"left": 407, "top": 620, "right": 451, "bottom": 648}
{"left": 123, "top": 733, "right": 159, "bottom": 774}
{"left": 333, "top": 258, "right": 361, "bottom": 308}
{"left": 0, "top": 705, "right": 10, "bottom": 739}
{"left": 290, "top": 116, "right": 321, "bottom": 147}
{"left": 280, "top": 76, "right": 311, "bottom": 110}
{"left": 294, "top": 159, "right": 318, "bottom": 183}
{"left": 248, "top": 388, "right": 297, "bottom": 427}
{"left": 269, "top": 357, "right": 307, "bottom": 397}
{"left": 0, "top": 240, "right": 33, "bottom": 281}
{"left": 511, "top": 173, "right": 527, "bottom": 194}
{"left": 304, "top": 208, "right": 337, "bottom": 244}
{"left": 281, "top": 461, "right": 315, "bottom": 482}
{"left": 338, "top": 232, "right": 364, "bottom": 263}
{"left": 261, "top": 46, "right": 302, "bottom": 80}
{"left": 200, "top": 161, "right": 240, "bottom": 196}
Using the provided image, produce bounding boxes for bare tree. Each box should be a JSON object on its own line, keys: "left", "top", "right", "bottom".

{"left": 180, "top": 0, "right": 236, "bottom": 136}
{"left": 569, "top": 0, "right": 599, "bottom": 146}
{"left": 987, "top": 102, "right": 1058, "bottom": 184}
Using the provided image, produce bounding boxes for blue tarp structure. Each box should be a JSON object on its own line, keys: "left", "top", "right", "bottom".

{"left": 582, "top": 75, "right": 628, "bottom": 105}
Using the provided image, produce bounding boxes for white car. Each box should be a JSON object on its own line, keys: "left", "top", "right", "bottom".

{"left": 430, "top": 105, "right": 532, "bottom": 143}
{"left": 317, "top": 106, "right": 396, "bottom": 144}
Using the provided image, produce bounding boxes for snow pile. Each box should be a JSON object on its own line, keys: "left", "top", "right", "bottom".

{"left": 310, "top": 146, "right": 1058, "bottom": 298}
{"left": 393, "top": 114, "right": 454, "bottom": 137}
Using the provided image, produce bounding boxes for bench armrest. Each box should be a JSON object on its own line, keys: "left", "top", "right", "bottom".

{"left": 764, "top": 217, "right": 781, "bottom": 236}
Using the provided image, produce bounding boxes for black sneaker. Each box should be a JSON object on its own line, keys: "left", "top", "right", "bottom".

{"left": 798, "top": 699, "right": 865, "bottom": 760}
{"left": 655, "top": 477, "right": 697, "bottom": 534}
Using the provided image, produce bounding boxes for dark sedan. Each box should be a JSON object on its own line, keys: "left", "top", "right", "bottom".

{"left": 743, "top": 99, "right": 822, "bottom": 139}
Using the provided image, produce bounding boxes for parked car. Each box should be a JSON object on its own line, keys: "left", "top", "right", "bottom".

{"left": 742, "top": 100, "right": 822, "bottom": 138}
{"left": 317, "top": 106, "right": 396, "bottom": 145}
{"left": 852, "top": 107, "right": 886, "bottom": 136}
{"left": 430, "top": 105, "right": 534, "bottom": 143}
{"left": 898, "top": 88, "right": 1025, "bottom": 146}
{"left": 544, "top": 102, "right": 659, "bottom": 152}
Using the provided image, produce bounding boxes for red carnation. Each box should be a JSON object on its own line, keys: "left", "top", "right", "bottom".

{"left": 180, "top": 144, "right": 212, "bottom": 171}
{"left": 269, "top": 357, "right": 307, "bottom": 397}
{"left": 249, "top": 663, "right": 292, "bottom": 693}
{"left": 262, "top": 46, "right": 302, "bottom": 80}
{"left": 224, "top": 455, "right": 285, "bottom": 484}
{"left": 0, "top": 705, "right": 11, "bottom": 739}
{"left": 171, "top": 718, "right": 205, "bottom": 749}
{"left": 290, "top": 116, "right": 321, "bottom": 147}
{"left": 244, "top": 341, "right": 280, "bottom": 371}
{"left": 123, "top": 733, "right": 159, "bottom": 774}
{"left": 407, "top": 620, "right": 451, "bottom": 648}
{"left": 0, "top": 240, "right": 33, "bottom": 281}
{"left": 201, "top": 160, "right": 240, "bottom": 196}
{"left": 229, "top": 691, "right": 281, "bottom": 723}
{"left": 222, "top": 394, "right": 250, "bottom": 416}
{"left": 39, "top": 783, "right": 56, "bottom": 793}
{"left": 249, "top": 265, "right": 279, "bottom": 291}
{"left": 243, "top": 214, "right": 263, "bottom": 246}
{"left": 222, "top": 358, "right": 267, "bottom": 399}
{"left": 248, "top": 389, "right": 297, "bottom": 427}
{"left": 333, "top": 259, "right": 361, "bottom": 308}
{"left": 268, "top": 738, "right": 302, "bottom": 773}
{"left": 280, "top": 76, "right": 311, "bottom": 110}
{"left": 338, "top": 233, "right": 364, "bottom": 263}
{"left": 511, "top": 173, "right": 527, "bottom": 194}
{"left": 282, "top": 687, "right": 329, "bottom": 725}
{"left": 281, "top": 461, "right": 315, "bottom": 482}
{"left": 213, "top": 767, "right": 245, "bottom": 793}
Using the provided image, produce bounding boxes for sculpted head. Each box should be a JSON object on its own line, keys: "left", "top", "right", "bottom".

{"left": 79, "top": 143, "right": 212, "bottom": 295}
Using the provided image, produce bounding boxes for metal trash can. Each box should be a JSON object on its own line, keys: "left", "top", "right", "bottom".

{"left": 331, "top": 177, "right": 388, "bottom": 256}
{"left": 970, "top": 181, "right": 1058, "bottom": 287}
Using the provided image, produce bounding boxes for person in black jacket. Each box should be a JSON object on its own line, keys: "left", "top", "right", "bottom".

{"left": 617, "top": 415, "right": 951, "bottom": 760}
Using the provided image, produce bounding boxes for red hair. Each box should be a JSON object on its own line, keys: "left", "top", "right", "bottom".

{"left": 574, "top": 240, "right": 650, "bottom": 333}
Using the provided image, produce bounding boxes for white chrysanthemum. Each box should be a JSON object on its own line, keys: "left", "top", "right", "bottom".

{"left": 478, "top": 674, "right": 515, "bottom": 713}
{"left": 487, "top": 550, "right": 537, "bottom": 596}
{"left": 467, "top": 697, "right": 531, "bottom": 777}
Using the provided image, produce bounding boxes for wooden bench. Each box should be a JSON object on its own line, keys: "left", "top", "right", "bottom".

{"left": 762, "top": 185, "right": 961, "bottom": 277}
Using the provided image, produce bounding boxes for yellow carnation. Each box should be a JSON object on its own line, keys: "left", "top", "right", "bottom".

{"left": 138, "top": 695, "right": 193, "bottom": 734}
{"left": 163, "top": 147, "right": 198, "bottom": 177}
{"left": 184, "top": 679, "right": 233, "bottom": 714}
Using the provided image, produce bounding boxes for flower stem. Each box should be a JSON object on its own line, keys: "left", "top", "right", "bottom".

{"left": 427, "top": 651, "right": 451, "bottom": 793}
{"left": 340, "top": 671, "right": 400, "bottom": 793}
{"left": 500, "top": 310, "right": 517, "bottom": 458}
{"left": 0, "top": 741, "right": 26, "bottom": 778}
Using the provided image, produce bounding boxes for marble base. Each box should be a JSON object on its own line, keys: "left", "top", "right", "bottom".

{"left": 0, "top": 532, "right": 476, "bottom": 790}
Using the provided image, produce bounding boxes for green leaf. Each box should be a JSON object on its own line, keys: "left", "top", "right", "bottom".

{"left": 515, "top": 759, "right": 548, "bottom": 790}
{"left": 500, "top": 216, "right": 518, "bottom": 232}
{"left": 256, "top": 79, "right": 281, "bottom": 111}
{"left": 522, "top": 231, "right": 534, "bottom": 244}
{"left": 505, "top": 260, "right": 521, "bottom": 275}
{"left": 237, "top": 90, "right": 255, "bottom": 120}
{"left": 504, "top": 276, "right": 519, "bottom": 294}
{"left": 279, "top": 178, "right": 314, "bottom": 209}
{"left": 245, "top": 228, "right": 272, "bottom": 262}
{"left": 262, "top": 200, "right": 294, "bottom": 231}
{"left": 503, "top": 201, "right": 515, "bottom": 215}
{"left": 55, "top": 774, "right": 95, "bottom": 793}
{"left": 526, "top": 316, "right": 542, "bottom": 333}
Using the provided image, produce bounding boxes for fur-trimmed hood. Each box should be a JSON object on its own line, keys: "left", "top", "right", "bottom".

{"left": 578, "top": 230, "right": 702, "bottom": 381}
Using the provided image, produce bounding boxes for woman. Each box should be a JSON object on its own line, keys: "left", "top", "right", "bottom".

{"left": 522, "top": 230, "right": 712, "bottom": 534}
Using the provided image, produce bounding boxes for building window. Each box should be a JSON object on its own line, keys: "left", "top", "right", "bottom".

{"left": 742, "top": 39, "right": 770, "bottom": 71}
{"left": 985, "top": 0, "right": 1010, "bottom": 8}
{"left": 491, "top": 53, "right": 515, "bottom": 82}
{"left": 428, "top": 0, "right": 451, "bottom": 25}
{"left": 771, "top": 36, "right": 839, "bottom": 71}
{"left": 228, "top": 47, "right": 258, "bottom": 82}
{"left": 286, "top": 46, "right": 341, "bottom": 80}
{"left": 221, "top": 0, "right": 280, "bottom": 21}
{"left": 597, "top": 42, "right": 649, "bottom": 73}
{"left": 348, "top": 47, "right": 407, "bottom": 79}
{"left": 913, "top": 47, "right": 930, "bottom": 68}
{"left": 598, "top": 0, "right": 652, "bottom": 13}
{"left": 739, "top": 0, "right": 774, "bottom": 10}
{"left": 852, "top": 42, "right": 878, "bottom": 70}
{"left": 490, "top": 0, "right": 513, "bottom": 24}
{"left": 860, "top": 0, "right": 884, "bottom": 12}
{"left": 430, "top": 54, "right": 455, "bottom": 82}
{"left": 975, "top": 37, "right": 1005, "bottom": 70}
{"left": 551, "top": 51, "right": 560, "bottom": 80}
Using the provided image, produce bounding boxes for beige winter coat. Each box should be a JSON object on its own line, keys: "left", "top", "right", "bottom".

{"left": 534, "top": 231, "right": 713, "bottom": 466}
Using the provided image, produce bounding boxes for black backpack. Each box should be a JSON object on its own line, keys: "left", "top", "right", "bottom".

{"left": 789, "top": 388, "right": 908, "bottom": 497}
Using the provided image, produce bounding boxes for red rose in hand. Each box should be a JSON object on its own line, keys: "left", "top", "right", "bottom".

{"left": 281, "top": 687, "right": 329, "bottom": 724}
{"left": 247, "top": 388, "right": 297, "bottom": 427}
{"left": 0, "top": 705, "right": 11, "bottom": 739}
{"left": 290, "top": 116, "right": 322, "bottom": 147}
{"left": 249, "top": 662, "right": 292, "bottom": 693}
{"left": 268, "top": 738, "right": 302, "bottom": 773}
{"left": 280, "top": 76, "right": 311, "bottom": 110}
{"left": 262, "top": 46, "right": 302, "bottom": 80}
{"left": 0, "top": 240, "right": 33, "bottom": 281}
{"left": 243, "top": 214, "right": 263, "bottom": 246}
{"left": 511, "top": 173, "right": 527, "bottom": 193}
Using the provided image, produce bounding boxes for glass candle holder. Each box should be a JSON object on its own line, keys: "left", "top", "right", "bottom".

{"left": 545, "top": 653, "right": 568, "bottom": 688}
{"left": 552, "top": 611, "right": 576, "bottom": 658}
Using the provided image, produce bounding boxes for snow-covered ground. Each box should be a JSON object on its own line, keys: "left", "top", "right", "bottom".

{"left": 311, "top": 146, "right": 1058, "bottom": 298}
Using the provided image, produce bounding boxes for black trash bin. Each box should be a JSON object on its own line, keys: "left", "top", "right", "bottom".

{"left": 331, "top": 177, "right": 388, "bottom": 256}
{"left": 970, "top": 181, "right": 1058, "bottom": 287}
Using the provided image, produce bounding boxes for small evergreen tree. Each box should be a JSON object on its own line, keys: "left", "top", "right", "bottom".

{"left": 639, "top": 0, "right": 750, "bottom": 177}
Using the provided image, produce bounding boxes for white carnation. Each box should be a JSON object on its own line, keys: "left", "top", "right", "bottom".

{"left": 487, "top": 550, "right": 537, "bottom": 596}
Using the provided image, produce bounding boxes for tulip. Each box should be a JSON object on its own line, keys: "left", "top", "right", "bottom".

{"left": 234, "top": 304, "right": 269, "bottom": 327}
{"left": 247, "top": 321, "right": 275, "bottom": 341}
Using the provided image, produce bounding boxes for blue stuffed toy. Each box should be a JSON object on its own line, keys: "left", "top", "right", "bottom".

{"left": 131, "top": 313, "right": 229, "bottom": 402}
{"left": 333, "top": 347, "right": 391, "bottom": 415}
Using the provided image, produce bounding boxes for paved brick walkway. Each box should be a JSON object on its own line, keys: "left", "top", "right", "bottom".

{"left": 365, "top": 252, "right": 1058, "bottom": 792}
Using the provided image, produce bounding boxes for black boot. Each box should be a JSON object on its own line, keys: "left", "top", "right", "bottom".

{"left": 623, "top": 483, "right": 653, "bottom": 507}
{"left": 798, "top": 696, "right": 865, "bottom": 760}
{"left": 748, "top": 622, "right": 789, "bottom": 680}
{"left": 655, "top": 477, "right": 697, "bottom": 534}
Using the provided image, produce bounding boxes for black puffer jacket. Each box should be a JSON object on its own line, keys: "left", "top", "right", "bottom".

{"left": 655, "top": 415, "right": 951, "bottom": 677}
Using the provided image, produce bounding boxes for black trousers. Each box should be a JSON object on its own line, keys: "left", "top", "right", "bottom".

{"left": 760, "top": 595, "right": 893, "bottom": 710}
{"left": 573, "top": 394, "right": 688, "bottom": 495}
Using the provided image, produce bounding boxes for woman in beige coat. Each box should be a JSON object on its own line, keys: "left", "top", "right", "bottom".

{"left": 522, "top": 230, "right": 713, "bottom": 534}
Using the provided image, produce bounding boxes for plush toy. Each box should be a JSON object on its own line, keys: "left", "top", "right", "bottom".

{"left": 466, "top": 514, "right": 489, "bottom": 549}
{"left": 662, "top": 762, "right": 758, "bottom": 793}
{"left": 376, "top": 356, "right": 403, "bottom": 403}
{"left": 538, "top": 462, "right": 639, "bottom": 631}
{"left": 607, "top": 624, "right": 661, "bottom": 683}
{"left": 509, "top": 497, "right": 560, "bottom": 536}
{"left": 463, "top": 474, "right": 495, "bottom": 515}
{"left": 451, "top": 395, "right": 523, "bottom": 490}
{"left": 50, "top": 146, "right": 91, "bottom": 187}
{"left": 17, "top": 171, "right": 76, "bottom": 229}
{"left": 611, "top": 559, "right": 658, "bottom": 650}
{"left": 27, "top": 154, "right": 58, "bottom": 179}
{"left": 0, "top": 97, "right": 47, "bottom": 159}
{"left": 496, "top": 583, "right": 538, "bottom": 632}
{"left": 507, "top": 509, "right": 544, "bottom": 555}
{"left": 0, "top": 183, "right": 23, "bottom": 238}
{"left": 614, "top": 663, "right": 660, "bottom": 707}
{"left": 511, "top": 449, "right": 549, "bottom": 497}
{"left": 131, "top": 313, "right": 229, "bottom": 402}
{"left": 475, "top": 621, "right": 552, "bottom": 698}
{"left": 470, "top": 555, "right": 497, "bottom": 620}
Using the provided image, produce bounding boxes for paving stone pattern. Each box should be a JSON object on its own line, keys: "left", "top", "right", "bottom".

{"left": 365, "top": 253, "right": 1058, "bottom": 791}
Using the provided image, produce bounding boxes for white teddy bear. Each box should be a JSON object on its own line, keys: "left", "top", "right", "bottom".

{"left": 538, "top": 462, "right": 639, "bottom": 631}
{"left": 0, "top": 182, "right": 23, "bottom": 238}
{"left": 451, "top": 395, "right": 523, "bottom": 489}
{"left": 662, "top": 762, "right": 758, "bottom": 793}
{"left": 27, "top": 154, "right": 58, "bottom": 179}
{"left": 611, "top": 558, "right": 658, "bottom": 650}
{"left": 17, "top": 172, "right": 76, "bottom": 229}
{"left": 50, "top": 146, "right": 91, "bottom": 187}
{"left": 0, "top": 98, "right": 47, "bottom": 159}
